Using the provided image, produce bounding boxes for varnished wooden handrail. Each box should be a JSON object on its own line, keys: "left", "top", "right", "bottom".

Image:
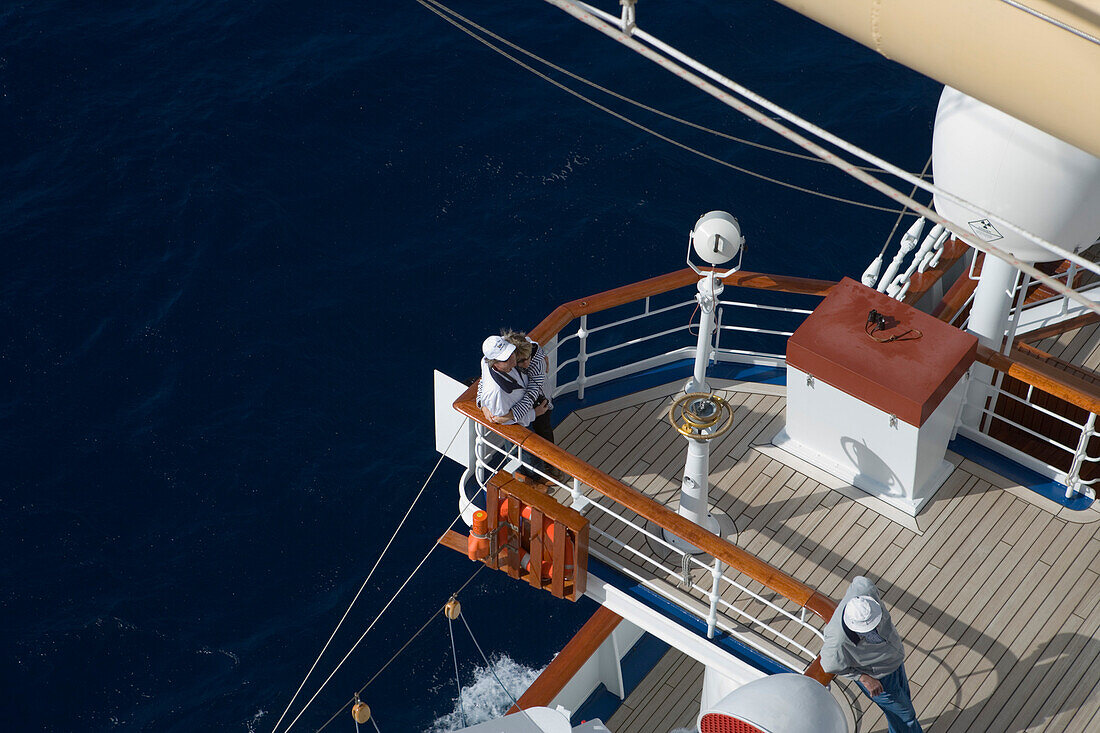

{"left": 506, "top": 606, "right": 623, "bottom": 715}
{"left": 1015, "top": 311, "right": 1100, "bottom": 346}
{"left": 456, "top": 395, "right": 831, "bottom": 615}
{"left": 1014, "top": 343, "right": 1100, "bottom": 386}
{"left": 976, "top": 344, "right": 1100, "bottom": 415}
{"left": 459, "top": 268, "right": 839, "bottom": 683}
{"left": 454, "top": 395, "right": 837, "bottom": 682}
{"left": 528, "top": 268, "right": 835, "bottom": 343}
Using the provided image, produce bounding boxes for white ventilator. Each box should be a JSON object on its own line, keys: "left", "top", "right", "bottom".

{"left": 697, "top": 674, "right": 847, "bottom": 733}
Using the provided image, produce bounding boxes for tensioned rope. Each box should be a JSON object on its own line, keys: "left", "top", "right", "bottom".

{"left": 279, "top": 479, "right": 486, "bottom": 726}
{"left": 420, "top": 0, "right": 924, "bottom": 178}
{"left": 278, "top": 478, "right": 490, "bottom": 732}
{"left": 876, "top": 154, "right": 934, "bottom": 259}
{"left": 416, "top": 0, "right": 910, "bottom": 215}
{"left": 571, "top": 0, "right": 1100, "bottom": 279}
{"left": 448, "top": 615, "right": 468, "bottom": 728}
{"left": 996, "top": 0, "right": 1100, "bottom": 46}
{"left": 271, "top": 419, "right": 468, "bottom": 733}
{"left": 459, "top": 612, "right": 544, "bottom": 732}
{"left": 548, "top": 0, "right": 1100, "bottom": 316}
{"left": 315, "top": 565, "right": 488, "bottom": 732}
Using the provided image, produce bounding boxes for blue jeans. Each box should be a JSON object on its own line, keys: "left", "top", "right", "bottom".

{"left": 856, "top": 664, "right": 922, "bottom": 733}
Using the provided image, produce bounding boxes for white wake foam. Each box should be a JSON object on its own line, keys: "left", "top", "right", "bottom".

{"left": 428, "top": 654, "right": 545, "bottom": 732}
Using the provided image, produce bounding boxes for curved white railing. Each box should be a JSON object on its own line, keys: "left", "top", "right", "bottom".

{"left": 471, "top": 423, "right": 824, "bottom": 670}
{"left": 464, "top": 270, "right": 835, "bottom": 674}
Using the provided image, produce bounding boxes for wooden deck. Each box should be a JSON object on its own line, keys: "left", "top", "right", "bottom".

{"left": 607, "top": 646, "right": 703, "bottom": 732}
{"left": 552, "top": 378, "right": 1100, "bottom": 733}
{"left": 1025, "top": 319, "right": 1100, "bottom": 374}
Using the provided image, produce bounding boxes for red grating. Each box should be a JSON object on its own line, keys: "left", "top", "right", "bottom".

{"left": 699, "top": 713, "right": 766, "bottom": 733}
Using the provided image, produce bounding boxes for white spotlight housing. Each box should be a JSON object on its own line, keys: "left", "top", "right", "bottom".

{"left": 691, "top": 210, "right": 744, "bottom": 266}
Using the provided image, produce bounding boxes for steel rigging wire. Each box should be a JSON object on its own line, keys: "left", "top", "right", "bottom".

{"left": 545, "top": 0, "right": 1100, "bottom": 315}
{"left": 416, "top": 0, "right": 914, "bottom": 215}
{"left": 272, "top": 420, "right": 476, "bottom": 733}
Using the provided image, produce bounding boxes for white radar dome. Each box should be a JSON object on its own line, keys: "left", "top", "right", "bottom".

{"left": 931, "top": 86, "right": 1100, "bottom": 263}
{"left": 692, "top": 210, "right": 744, "bottom": 265}
{"left": 697, "top": 673, "right": 847, "bottom": 733}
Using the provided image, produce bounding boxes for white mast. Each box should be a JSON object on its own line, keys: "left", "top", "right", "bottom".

{"left": 666, "top": 212, "right": 743, "bottom": 551}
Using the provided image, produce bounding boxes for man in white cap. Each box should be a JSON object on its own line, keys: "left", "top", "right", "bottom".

{"left": 477, "top": 335, "right": 525, "bottom": 423}
{"left": 476, "top": 334, "right": 549, "bottom": 482}
{"left": 820, "top": 576, "right": 922, "bottom": 733}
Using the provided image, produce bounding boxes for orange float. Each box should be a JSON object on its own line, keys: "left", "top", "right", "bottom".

{"left": 466, "top": 510, "right": 489, "bottom": 561}
{"left": 530, "top": 522, "right": 575, "bottom": 582}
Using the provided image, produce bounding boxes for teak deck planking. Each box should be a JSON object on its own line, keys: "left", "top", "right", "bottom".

{"left": 550, "top": 377, "right": 1100, "bottom": 732}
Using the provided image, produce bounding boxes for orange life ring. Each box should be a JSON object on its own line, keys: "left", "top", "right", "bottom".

{"left": 532, "top": 522, "right": 575, "bottom": 581}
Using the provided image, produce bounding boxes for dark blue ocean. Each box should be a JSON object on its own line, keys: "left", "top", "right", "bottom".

{"left": 3, "top": 1, "right": 938, "bottom": 730}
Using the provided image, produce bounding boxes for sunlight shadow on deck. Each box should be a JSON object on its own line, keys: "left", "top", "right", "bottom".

{"left": 557, "top": 382, "right": 1100, "bottom": 732}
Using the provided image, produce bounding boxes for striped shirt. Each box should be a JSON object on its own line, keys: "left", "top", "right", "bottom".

{"left": 476, "top": 339, "right": 551, "bottom": 426}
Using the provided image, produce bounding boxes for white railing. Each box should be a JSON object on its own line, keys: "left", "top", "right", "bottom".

{"left": 958, "top": 375, "right": 1100, "bottom": 499}
{"left": 551, "top": 290, "right": 811, "bottom": 401}
{"left": 471, "top": 424, "right": 824, "bottom": 671}
{"left": 465, "top": 277, "right": 826, "bottom": 671}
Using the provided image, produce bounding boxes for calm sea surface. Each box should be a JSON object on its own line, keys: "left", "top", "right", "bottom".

{"left": 3, "top": 1, "right": 938, "bottom": 730}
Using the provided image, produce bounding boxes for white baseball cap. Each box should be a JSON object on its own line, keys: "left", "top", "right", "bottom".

{"left": 482, "top": 335, "right": 516, "bottom": 361}
{"left": 843, "top": 596, "right": 882, "bottom": 633}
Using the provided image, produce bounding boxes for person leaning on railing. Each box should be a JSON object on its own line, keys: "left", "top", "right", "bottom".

{"left": 820, "top": 576, "right": 923, "bottom": 733}
{"left": 502, "top": 330, "right": 553, "bottom": 430}
{"left": 476, "top": 334, "right": 551, "bottom": 484}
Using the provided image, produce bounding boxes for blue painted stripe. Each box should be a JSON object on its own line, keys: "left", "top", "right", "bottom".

{"left": 552, "top": 358, "right": 785, "bottom": 427}
{"left": 949, "top": 435, "right": 1093, "bottom": 511}
{"left": 587, "top": 556, "right": 794, "bottom": 677}
{"left": 570, "top": 632, "right": 669, "bottom": 727}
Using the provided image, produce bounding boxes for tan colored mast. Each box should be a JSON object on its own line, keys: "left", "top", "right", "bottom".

{"left": 768, "top": 0, "right": 1100, "bottom": 157}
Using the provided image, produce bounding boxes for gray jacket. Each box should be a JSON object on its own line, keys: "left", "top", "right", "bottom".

{"left": 819, "top": 576, "right": 905, "bottom": 680}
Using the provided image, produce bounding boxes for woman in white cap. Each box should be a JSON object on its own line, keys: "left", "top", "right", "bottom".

{"left": 820, "top": 576, "right": 923, "bottom": 733}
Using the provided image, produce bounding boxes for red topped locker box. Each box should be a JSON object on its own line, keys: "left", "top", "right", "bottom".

{"left": 774, "top": 278, "right": 977, "bottom": 516}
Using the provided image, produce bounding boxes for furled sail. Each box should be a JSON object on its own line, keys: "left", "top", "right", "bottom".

{"left": 768, "top": 0, "right": 1100, "bottom": 158}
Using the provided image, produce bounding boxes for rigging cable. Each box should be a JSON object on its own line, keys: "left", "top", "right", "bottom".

{"left": 280, "top": 480, "right": 490, "bottom": 732}
{"left": 459, "top": 611, "right": 545, "bottom": 733}
{"left": 566, "top": 0, "right": 1100, "bottom": 279}
{"left": 448, "top": 615, "right": 468, "bottom": 728}
{"left": 271, "top": 419, "right": 470, "bottom": 733}
{"left": 587, "top": 0, "right": 1100, "bottom": 285}
{"left": 876, "top": 154, "right": 933, "bottom": 259}
{"left": 419, "top": 0, "right": 924, "bottom": 177}
{"left": 996, "top": 0, "right": 1100, "bottom": 46}
{"left": 315, "top": 566, "right": 487, "bottom": 733}
{"left": 546, "top": 0, "right": 1100, "bottom": 315}
{"left": 416, "top": 0, "right": 911, "bottom": 215}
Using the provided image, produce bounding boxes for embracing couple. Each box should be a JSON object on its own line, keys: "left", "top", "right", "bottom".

{"left": 476, "top": 331, "right": 562, "bottom": 485}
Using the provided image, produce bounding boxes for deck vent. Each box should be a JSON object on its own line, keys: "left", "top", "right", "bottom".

{"left": 699, "top": 713, "right": 766, "bottom": 733}
{"left": 696, "top": 673, "right": 846, "bottom": 733}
